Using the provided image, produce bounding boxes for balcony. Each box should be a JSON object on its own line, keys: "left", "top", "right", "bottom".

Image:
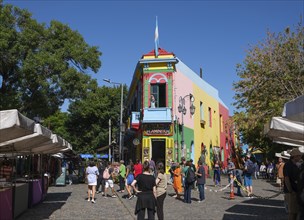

{"left": 131, "top": 112, "right": 140, "bottom": 130}
{"left": 142, "top": 107, "right": 172, "bottom": 124}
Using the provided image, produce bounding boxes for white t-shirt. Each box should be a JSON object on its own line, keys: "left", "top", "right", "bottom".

{"left": 86, "top": 166, "right": 99, "bottom": 184}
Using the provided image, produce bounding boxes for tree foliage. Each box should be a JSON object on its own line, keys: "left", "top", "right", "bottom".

{"left": 65, "top": 85, "right": 128, "bottom": 153}
{"left": 43, "top": 111, "right": 69, "bottom": 140}
{"left": 233, "top": 21, "right": 304, "bottom": 149}
{"left": 0, "top": 2, "right": 101, "bottom": 118}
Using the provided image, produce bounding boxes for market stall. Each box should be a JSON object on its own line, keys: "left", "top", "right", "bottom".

{"left": 0, "top": 109, "right": 73, "bottom": 219}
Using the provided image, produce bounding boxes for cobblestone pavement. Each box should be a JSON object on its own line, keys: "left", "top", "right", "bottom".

{"left": 17, "top": 176, "right": 287, "bottom": 220}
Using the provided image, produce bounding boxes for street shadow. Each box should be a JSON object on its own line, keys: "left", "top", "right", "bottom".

{"left": 223, "top": 198, "right": 287, "bottom": 220}
{"left": 44, "top": 192, "right": 72, "bottom": 202}
{"left": 16, "top": 192, "right": 71, "bottom": 220}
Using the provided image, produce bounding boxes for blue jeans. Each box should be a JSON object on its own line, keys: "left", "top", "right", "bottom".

{"left": 184, "top": 182, "right": 192, "bottom": 203}
{"left": 197, "top": 184, "right": 205, "bottom": 201}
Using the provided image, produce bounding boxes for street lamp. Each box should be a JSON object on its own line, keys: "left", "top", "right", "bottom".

{"left": 178, "top": 93, "right": 195, "bottom": 158}
{"left": 103, "top": 78, "right": 124, "bottom": 161}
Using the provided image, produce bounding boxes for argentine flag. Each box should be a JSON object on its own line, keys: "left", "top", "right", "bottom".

{"left": 155, "top": 16, "right": 159, "bottom": 57}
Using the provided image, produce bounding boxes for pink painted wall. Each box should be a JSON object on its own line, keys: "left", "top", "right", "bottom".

{"left": 219, "top": 103, "right": 229, "bottom": 167}
{"left": 173, "top": 70, "right": 194, "bottom": 129}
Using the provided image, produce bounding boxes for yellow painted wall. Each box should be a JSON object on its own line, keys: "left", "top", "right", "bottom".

{"left": 193, "top": 84, "right": 220, "bottom": 168}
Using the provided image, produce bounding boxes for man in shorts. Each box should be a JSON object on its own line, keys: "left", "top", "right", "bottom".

{"left": 104, "top": 163, "right": 117, "bottom": 198}
{"left": 243, "top": 155, "right": 253, "bottom": 198}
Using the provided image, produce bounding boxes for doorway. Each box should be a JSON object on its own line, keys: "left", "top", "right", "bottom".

{"left": 152, "top": 139, "right": 166, "bottom": 167}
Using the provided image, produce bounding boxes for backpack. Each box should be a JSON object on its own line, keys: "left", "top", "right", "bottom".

{"left": 186, "top": 167, "right": 196, "bottom": 183}
{"left": 246, "top": 161, "right": 255, "bottom": 175}
{"left": 103, "top": 168, "right": 110, "bottom": 179}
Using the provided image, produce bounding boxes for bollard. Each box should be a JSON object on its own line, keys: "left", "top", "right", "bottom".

{"left": 229, "top": 173, "right": 235, "bottom": 200}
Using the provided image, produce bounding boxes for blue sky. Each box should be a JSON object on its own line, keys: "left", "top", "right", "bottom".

{"left": 5, "top": 0, "right": 303, "bottom": 115}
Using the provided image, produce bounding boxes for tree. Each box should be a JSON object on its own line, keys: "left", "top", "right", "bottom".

{"left": 43, "top": 111, "right": 69, "bottom": 140}
{"left": 65, "top": 85, "right": 128, "bottom": 153}
{"left": 0, "top": 2, "right": 101, "bottom": 118}
{"left": 232, "top": 21, "right": 304, "bottom": 150}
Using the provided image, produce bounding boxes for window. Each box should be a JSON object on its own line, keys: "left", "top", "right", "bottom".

{"left": 208, "top": 107, "right": 212, "bottom": 127}
{"left": 150, "top": 84, "right": 166, "bottom": 107}
{"left": 220, "top": 114, "right": 223, "bottom": 132}
{"left": 200, "top": 102, "right": 204, "bottom": 121}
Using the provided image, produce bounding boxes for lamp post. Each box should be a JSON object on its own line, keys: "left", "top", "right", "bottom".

{"left": 178, "top": 93, "right": 195, "bottom": 159}
{"left": 103, "top": 78, "right": 124, "bottom": 161}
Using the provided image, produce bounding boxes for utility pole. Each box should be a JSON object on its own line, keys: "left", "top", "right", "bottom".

{"left": 108, "top": 119, "right": 111, "bottom": 162}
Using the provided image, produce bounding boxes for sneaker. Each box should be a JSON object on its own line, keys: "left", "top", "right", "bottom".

{"left": 133, "top": 194, "right": 137, "bottom": 198}
{"left": 91, "top": 200, "right": 96, "bottom": 203}
{"left": 111, "top": 195, "right": 117, "bottom": 198}
{"left": 96, "top": 191, "right": 101, "bottom": 194}
{"left": 128, "top": 195, "right": 134, "bottom": 200}
{"left": 87, "top": 199, "right": 90, "bottom": 202}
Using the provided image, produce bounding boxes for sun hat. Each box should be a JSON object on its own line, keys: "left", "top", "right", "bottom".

{"left": 290, "top": 148, "right": 303, "bottom": 157}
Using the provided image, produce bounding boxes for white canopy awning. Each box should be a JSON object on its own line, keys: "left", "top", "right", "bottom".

{"left": 265, "top": 117, "right": 304, "bottom": 147}
{"left": 0, "top": 109, "right": 36, "bottom": 142}
{"left": 0, "top": 109, "right": 73, "bottom": 155}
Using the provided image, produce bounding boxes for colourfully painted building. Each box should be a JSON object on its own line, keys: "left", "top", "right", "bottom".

{"left": 125, "top": 47, "right": 232, "bottom": 172}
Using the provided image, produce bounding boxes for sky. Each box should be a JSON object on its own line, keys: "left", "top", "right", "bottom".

{"left": 4, "top": 0, "right": 303, "bottom": 115}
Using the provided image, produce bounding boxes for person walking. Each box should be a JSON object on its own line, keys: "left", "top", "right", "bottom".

{"left": 196, "top": 160, "right": 206, "bottom": 203}
{"left": 155, "top": 162, "right": 167, "bottom": 220}
{"left": 172, "top": 163, "right": 182, "bottom": 199}
{"left": 118, "top": 160, "right": 126, "bottom": 193}
{"left": 243, "top": 155, "right": 254, "bottom": 198}
{"left": 283, "top": 148, "right": 302, "bottom": 220}
{"left": 131, "top": 160, "right": 157, "bottom": 220}
{"left": 103, "top": 163, "right": 117, "bottom": 198}
{"left": 86, "top": 161, "right": 99, "bottom": 203}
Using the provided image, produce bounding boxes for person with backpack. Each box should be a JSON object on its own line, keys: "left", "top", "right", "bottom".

{"left": 243, "top": 155, "right": 254, "bottom": 198}
{"left": 103, "top": 163, "right": 117, "bottom": 198}
{"left": 184, "top": 160, "right": 196, "bottom": 204}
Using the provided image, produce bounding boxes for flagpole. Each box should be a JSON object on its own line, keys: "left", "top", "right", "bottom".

{"left": 155, "top": 16, "right": 159, "bottom": 57}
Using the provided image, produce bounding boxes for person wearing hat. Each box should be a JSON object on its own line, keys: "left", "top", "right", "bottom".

{"left": 117, "top": 160, "right": 126, "bottom": 193}
{"left": 283, "top": 148, "right": 303, "bottom": 220}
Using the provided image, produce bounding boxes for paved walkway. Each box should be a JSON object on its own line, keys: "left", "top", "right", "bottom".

{"left": 17, "top": 176, "right": 287, "bottom": 220}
